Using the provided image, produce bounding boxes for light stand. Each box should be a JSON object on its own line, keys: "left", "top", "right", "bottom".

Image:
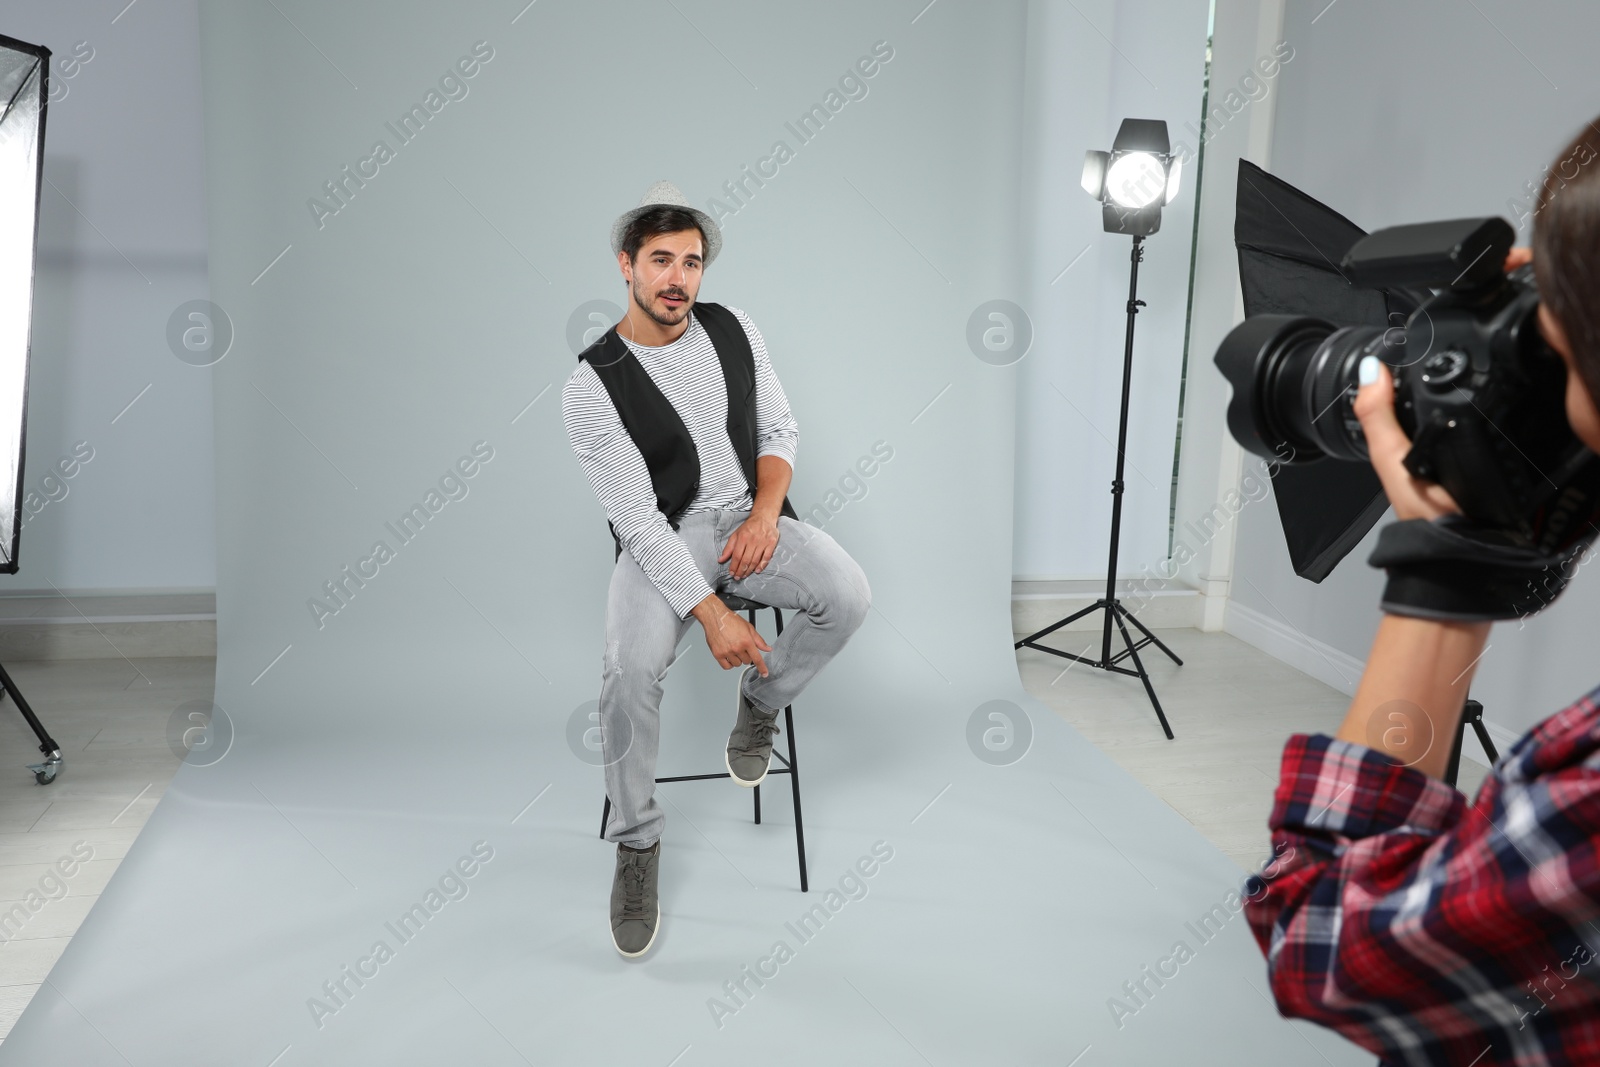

{"left": 1014, "top": 118, "right": 1185, "bottom": 738}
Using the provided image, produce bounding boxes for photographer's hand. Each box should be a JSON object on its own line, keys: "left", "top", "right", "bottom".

{"left": 1350, "top": 244, "right": 1532, "bottom": 514}
{"left": 1352, "top": 357, "right": 1464, "bottom": 521}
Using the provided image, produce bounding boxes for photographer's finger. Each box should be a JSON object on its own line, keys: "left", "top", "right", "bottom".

{"left": 1352, "top": 357, "right": 1463, "bottom": 519}
{"left": 1352, "top": 357, "right": 1411, "bottom": 464}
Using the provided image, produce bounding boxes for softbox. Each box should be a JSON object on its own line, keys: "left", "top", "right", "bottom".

{"left": 0, "top": 34, "right": 48, "bottom": 573}
{"left": 1233, "top": 160, "right": 1414, "bottom": 582}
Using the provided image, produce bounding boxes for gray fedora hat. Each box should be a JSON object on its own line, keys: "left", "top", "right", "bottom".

{"left": 610, "top": 179, "right": 722, "bottom": 267}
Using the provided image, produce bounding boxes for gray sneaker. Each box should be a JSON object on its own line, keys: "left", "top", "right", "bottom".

{"left": 610, "top": 840, "right": 660, "bottom": 957}
{"left": 726, "top": 667, "right": 781, "bottom": 787}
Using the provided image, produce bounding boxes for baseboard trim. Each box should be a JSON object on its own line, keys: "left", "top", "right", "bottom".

{"left": 0, "top": 593, "right": 216, "bottom": 661}
{"left": 1223, "top": 600, "right": 1365, "bottom": 696}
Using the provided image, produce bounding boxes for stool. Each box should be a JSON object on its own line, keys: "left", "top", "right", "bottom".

{"left": 599, "top": 592, "right": 809, "bottom": 892}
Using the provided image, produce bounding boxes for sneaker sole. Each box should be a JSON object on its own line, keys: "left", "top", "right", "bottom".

{"left": 613, "top": 901, "right": 660, "bottom": 958}
{"left": 726, "top": 746, "right": 771, "bottom": 788}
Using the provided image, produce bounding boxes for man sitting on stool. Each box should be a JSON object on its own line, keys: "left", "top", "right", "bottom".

{"left": 561, "top": 180, "right": 872, "bottom": 958}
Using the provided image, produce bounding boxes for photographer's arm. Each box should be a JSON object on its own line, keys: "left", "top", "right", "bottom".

{"left": 1332, "top": 613, "right": 1489, "bottom": 779}
{"left": 1328, "top": 349, "right": 1492, "bottom": 778}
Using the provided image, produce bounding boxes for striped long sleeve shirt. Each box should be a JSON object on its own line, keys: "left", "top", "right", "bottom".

{"left": 561, "top": 305, "right": 799, "bottom": 619}
{"left": 1241, "top": 690, "right": 1600, "bottom": 1066}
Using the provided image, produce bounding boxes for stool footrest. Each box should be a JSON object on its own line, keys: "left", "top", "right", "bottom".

{"left": 655, "top": 768, "right": 793, "bottom": 784}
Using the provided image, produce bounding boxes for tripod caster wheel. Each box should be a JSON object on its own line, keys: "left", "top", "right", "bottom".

{"left": 28, "top": 754, "right": 62, "bottom": 785}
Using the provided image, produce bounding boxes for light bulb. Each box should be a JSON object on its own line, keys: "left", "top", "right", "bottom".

{"left": 1106, "top": 151, "right": 1166, "bottom": 209}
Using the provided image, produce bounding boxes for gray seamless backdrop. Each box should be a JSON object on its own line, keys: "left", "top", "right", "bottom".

{"left": 204, "top": 1, "right": 1025, "bottom": 734}
{"left": 0, "top": 2, "right": 1367, "bottom": 1064}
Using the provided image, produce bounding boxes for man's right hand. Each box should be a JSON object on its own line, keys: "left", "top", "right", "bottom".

{"left": 691, "top": 593, "right": 773, "bottom": 676}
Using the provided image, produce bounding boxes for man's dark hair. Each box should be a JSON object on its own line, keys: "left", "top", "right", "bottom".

{"left": 620, "top": 206, "right": 707, "bottom": 264}
{"left": 1533, "top": 116, "right": 1600, "bottom": 400}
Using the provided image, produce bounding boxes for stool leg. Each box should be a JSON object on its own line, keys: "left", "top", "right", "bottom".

{"left": 599, "top": 795, "right": 611, "bottom": 840}
{"left": 749, "top": 603, "right": 766, "bottom": 828}
{"left": 785, "top": 704, "right": 808, "bottom": 892}
{"left": 768, "top": 605, "right": 807, "bottom": 892}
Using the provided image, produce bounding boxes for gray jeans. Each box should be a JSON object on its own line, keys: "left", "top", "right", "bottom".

{"left": 598, "top": 508, "right": 871, "bottom": 849}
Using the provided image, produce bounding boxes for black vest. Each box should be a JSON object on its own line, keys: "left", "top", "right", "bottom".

{"left": 577, "top": 301, "right": 798, "bottom": 561}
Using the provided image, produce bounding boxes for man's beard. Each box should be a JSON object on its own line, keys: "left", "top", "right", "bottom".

{"left": 630, "top": 281, "right": 691, "bottom": 327}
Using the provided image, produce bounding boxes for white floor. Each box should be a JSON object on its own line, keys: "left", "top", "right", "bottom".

{"left": 0, "top": 629, "right": 1493, "bottom": 1049}
{"left": 1013, "top": 626, "right": 1491, "bottom": 873}
{"left": 0, "top": 657, "right": 212, "bottom": 1046}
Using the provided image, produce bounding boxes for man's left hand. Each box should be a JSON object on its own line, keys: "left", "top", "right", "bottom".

{"left": 720, "top": 513, "right": 780, "bottom": 580}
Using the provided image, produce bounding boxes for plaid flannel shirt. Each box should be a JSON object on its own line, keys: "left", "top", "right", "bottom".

{"left": 1242, "top": 686, "right": 1600, "bottom": 1066}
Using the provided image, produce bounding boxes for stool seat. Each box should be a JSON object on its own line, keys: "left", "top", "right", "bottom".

{"left": 718, "top": 591, "right": 768, "bottom": 613}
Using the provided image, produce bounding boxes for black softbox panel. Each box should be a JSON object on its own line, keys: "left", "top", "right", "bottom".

{"left": 0, "top": 34, "right": 48, "bottom": 574}
{"left": 1232, "top": 160, "right": 1411, "bottom": 582}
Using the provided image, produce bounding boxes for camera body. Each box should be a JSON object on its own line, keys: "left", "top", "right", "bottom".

{"left": 1216, "top": 216, "right": 1598, "bottom": 551}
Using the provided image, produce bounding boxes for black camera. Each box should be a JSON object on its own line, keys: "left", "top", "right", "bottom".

{"left": 1215, "top": 215, "right": 1600, "bottom": 552}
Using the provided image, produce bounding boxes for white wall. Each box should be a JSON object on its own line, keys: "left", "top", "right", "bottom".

{"left": 3, "top": 1, "right": 214, "bottom": 595}
{"left": 1216, "top": 0, "right": 1600, "bottom": 744}
{"left": 1012, "top": 0, "right": 1212, "bottom": 582}
{"left": 8, "top": 0, "right": 1213, "bottom": 599}
{"left": 1169, "top": 0, "right": 1288, "bottom": 629}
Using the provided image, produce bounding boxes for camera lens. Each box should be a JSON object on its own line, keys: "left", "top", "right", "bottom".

{"left": 1303, "top": 327, "right": 1393, "bottom": 462}
{"left": 1214, "top": 315, "right": 1400, "bottom": 465}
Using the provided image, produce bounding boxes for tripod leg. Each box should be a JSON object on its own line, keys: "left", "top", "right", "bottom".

{"left": 1114, "top": 600, "right": 1183, "bottom": 665}
{"left": 1111, "top": 607, "right": 1174, "bottom": 739}
{"left": 1443, "top": 710, "right": 1466, "bottom": 790}
{"left": 1015, "top": 599, "right": 1106, "bottom": 649}
{"left": 0, "top": 658, "right": 60, "bottom": 756}
{"left": 1467, "top": 700, "right": 1499, "bottom": 766}
{"left": 599, "top": 795, "right": 611, "bottom": 840}
{"left": 1469, "top": 720, "right": 1499, "bottom": 765}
